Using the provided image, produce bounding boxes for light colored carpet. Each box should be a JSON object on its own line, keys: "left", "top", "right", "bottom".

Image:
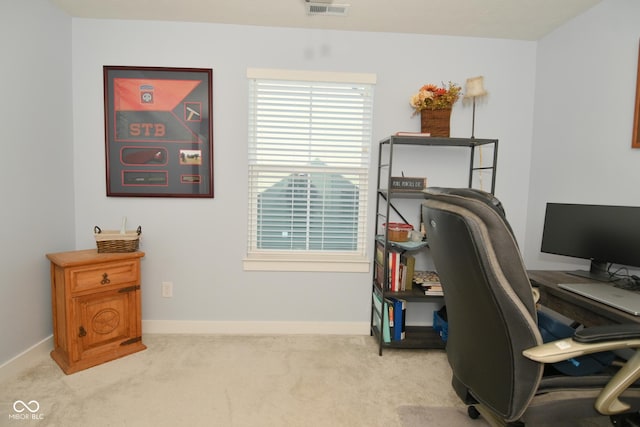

{"left": 0, "top": 334, "right": 614, "bottom": 426}
{"left": 1, "top": 334, "right": 461, "bottom": 426}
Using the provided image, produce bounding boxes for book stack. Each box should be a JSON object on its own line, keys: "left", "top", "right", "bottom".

{"left": 375, "top": 242, "right": 415, "bottom": 292}
{"left": 414, "top": 270, "right": 443, "bottom": 296}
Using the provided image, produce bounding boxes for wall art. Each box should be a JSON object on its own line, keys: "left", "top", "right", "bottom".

{"left": 103, "top": 66, "right": 213, "bottom": 197}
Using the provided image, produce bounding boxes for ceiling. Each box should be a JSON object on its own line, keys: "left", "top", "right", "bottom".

{"left": 51, "top": 0, "right": 601, "bottom": 41}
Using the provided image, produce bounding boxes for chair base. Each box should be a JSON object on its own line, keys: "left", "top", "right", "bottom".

{"left": 471, "top": 404, "right": 523, "bottom": 427}
{"left": 610, "top": 412, "right": 640, "bottom": 427}
{"left": 471, "top": 404, "right": 640, "bottom": 427}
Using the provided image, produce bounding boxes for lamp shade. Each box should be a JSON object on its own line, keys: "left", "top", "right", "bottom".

{"left": 464, "top": 76, "right": 488, "bottom": 98}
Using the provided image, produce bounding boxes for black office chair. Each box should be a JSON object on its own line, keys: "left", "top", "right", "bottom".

{"left": 421, "top": 187, "right": 640, "bottom": 426}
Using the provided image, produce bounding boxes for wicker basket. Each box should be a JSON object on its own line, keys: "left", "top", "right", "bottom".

{"left": 94, "top": 226, "right": 142, "bottom": 253}
{"left": 420, "top": 108, "right": 452, "bottom": 137}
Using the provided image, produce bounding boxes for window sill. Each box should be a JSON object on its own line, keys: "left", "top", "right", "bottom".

{"left": 243, "top": 256, "right": 370, "bottom": 273}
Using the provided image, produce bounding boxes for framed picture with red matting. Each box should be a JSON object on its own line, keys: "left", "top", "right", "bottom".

{"left": 103, "top": 66, "right": 213, "bottom": 197}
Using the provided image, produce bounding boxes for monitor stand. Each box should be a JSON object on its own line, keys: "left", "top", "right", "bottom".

{"left": 566, "top": 260, "right": 635, "bottom": 287}
{"left": 567, "top": 269, "right": 613, "bottom": 283}
{"left": 566, "top": 260, "right": 614, "bottom": 283}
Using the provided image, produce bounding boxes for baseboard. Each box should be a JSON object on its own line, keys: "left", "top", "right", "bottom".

{"left": 142, "top": 320, "right": 370, "bottom": 335}
{"left": 0, "top": 335, "right": 53, "bottom": 384}
{"left": 0, "top": 322, "right": 369, "bottom": 381}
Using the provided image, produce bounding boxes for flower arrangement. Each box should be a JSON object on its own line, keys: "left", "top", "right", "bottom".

{"left": 410, "top": 81, "right": 462, "bottom": 115}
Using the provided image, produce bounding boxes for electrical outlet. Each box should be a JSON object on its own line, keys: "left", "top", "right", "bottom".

{"left": 162, "top": 281, "right": 173, "bottom": 298}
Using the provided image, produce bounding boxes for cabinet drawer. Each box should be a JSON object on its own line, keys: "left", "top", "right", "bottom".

{"left": 69, "top": 260, "right": 139, "bottom": 293}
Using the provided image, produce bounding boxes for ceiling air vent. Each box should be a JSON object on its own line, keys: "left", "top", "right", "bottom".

{"left": 305, "top": 2, "right": 350, "bottom": 16}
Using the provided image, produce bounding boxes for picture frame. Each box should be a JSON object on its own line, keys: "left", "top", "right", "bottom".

{"left": 103, "top": 66, "right": 214, "bottom": 197}
{"left": 633, "top": 42, "right": 640, "bottom": 149}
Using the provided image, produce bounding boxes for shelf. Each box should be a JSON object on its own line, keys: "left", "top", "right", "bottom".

{"left": 381, "top": 135, "right": 498, "bottom": 147}
{"left": 385, "top": 326, "right": 446, "bottom": 350}
{"left": 371, "top": 134, "right": 498, "bottom": 356}
{"left": 385, "top": 286, "right": 442, "bottom": 302}
{"left": 378, "top": 189, "right": 426, "bottom": 199}
{"left": 376, "top": 236, "right": 428, "bottom": 252}
{"left": 373, "top": 281, "right": 443, "bottom": 302}
{"left": 371, "top": 325, "right": 446, "bottom": 352}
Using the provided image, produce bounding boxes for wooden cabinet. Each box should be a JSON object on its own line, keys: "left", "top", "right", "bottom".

{"left": 46, "top": 249, "right": 146, "bottom": 374}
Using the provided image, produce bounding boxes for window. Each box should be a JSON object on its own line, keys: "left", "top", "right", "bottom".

{"left": 244, "top": 69, "right": 376, "bottom": 272}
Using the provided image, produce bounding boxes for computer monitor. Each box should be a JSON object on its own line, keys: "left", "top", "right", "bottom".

{"left": 540, "top": 202, "right": 640, "bottom": 282}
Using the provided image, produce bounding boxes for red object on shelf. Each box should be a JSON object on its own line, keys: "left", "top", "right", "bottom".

{"left": 383, "top": 222, "right": 413, "bottom": 242}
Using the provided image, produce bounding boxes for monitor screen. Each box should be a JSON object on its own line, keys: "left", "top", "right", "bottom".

{"left": 540, "top": 203, "right": 640, "bottom": 281}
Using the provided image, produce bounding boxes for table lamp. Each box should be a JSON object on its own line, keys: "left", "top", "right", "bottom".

{"left": 464, "top": 76, "right": 488, "bottom": 138}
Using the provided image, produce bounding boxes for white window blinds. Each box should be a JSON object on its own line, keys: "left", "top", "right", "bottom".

{"left": 246, "top": 69, "right": 375, "bottom": 266}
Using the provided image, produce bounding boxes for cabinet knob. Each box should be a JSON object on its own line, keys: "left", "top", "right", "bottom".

{"left": 79, "top": 326, "right": 87, "bottom": 337}
{"left": 101, "top": 273, "right": 111, "bottom": 285}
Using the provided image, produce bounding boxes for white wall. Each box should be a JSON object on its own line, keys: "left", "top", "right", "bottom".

{"left": 17, "top": 0, "right": 636, "bottom": 366}
{"left": 0, "top": 0, "right": 75, "bottom": 365}
{"left": 70, "top": 20, "right": 536, "bottom": 329}
{"left": 524, "top": 0, "right": 640, "bottom": 270}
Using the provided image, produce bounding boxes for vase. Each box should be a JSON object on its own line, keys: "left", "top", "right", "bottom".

{"left": 420, "top": 108, "right": 452, "bottom": 137}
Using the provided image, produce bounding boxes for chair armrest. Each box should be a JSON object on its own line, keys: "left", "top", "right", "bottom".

{"left": 574, "top": 324, "right": 640, "bottom": 343}
{"left": 523, "top": 336, "right": 640, "bottom": 364}
{"left": 524, "top": 333, "right": 640, "bottom": 415}
{"left": 531, "top": 287, "right": 540, "bottom": 304}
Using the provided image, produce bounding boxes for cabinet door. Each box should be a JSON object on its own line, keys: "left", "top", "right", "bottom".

{"left": 73, "top": 287, "right": 141, "bottom": 362}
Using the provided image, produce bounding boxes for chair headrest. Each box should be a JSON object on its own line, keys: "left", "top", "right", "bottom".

{"left": 423, "top": 187, "right": 515, "bottom": 241}
{"left": 423, "top": 187, "right": 506, "bottom": 219}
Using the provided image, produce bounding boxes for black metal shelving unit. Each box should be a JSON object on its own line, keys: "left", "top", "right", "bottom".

{"left": 371, "top": 135, "right": 498, "bottom": 355}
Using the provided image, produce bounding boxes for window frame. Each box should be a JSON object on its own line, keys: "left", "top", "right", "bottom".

{"left": 243, "top": 68, "right": 376, "bottom": 272}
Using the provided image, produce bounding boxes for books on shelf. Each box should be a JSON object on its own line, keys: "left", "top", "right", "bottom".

{"left": 375, "top": 241, "right": 385, "bottom": 265}
{"left": 372, "top": 287, "right": 407, "bottom": 342}
{"left": 383, "top": 300, "right": 392, "bottom": 343}
{"left": 389, "top": 251, "right": 400, "bottom": 292}
{"left": 372, "top": 290, "right": 391, "bottom": 343}
{"left": 381, "top": 250, "right": 415, "bottom": 292}
{"left": 400, "top": 253, "right": 415, "bottom": 290}
{"left": 414, "top": 270, "right": 444, "bottom": 296}
{"left": 387, "top": 297, "right": 406, "bottom": 341}
{"left": 421, "top": 284, "right": 443, "bottom": 296}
